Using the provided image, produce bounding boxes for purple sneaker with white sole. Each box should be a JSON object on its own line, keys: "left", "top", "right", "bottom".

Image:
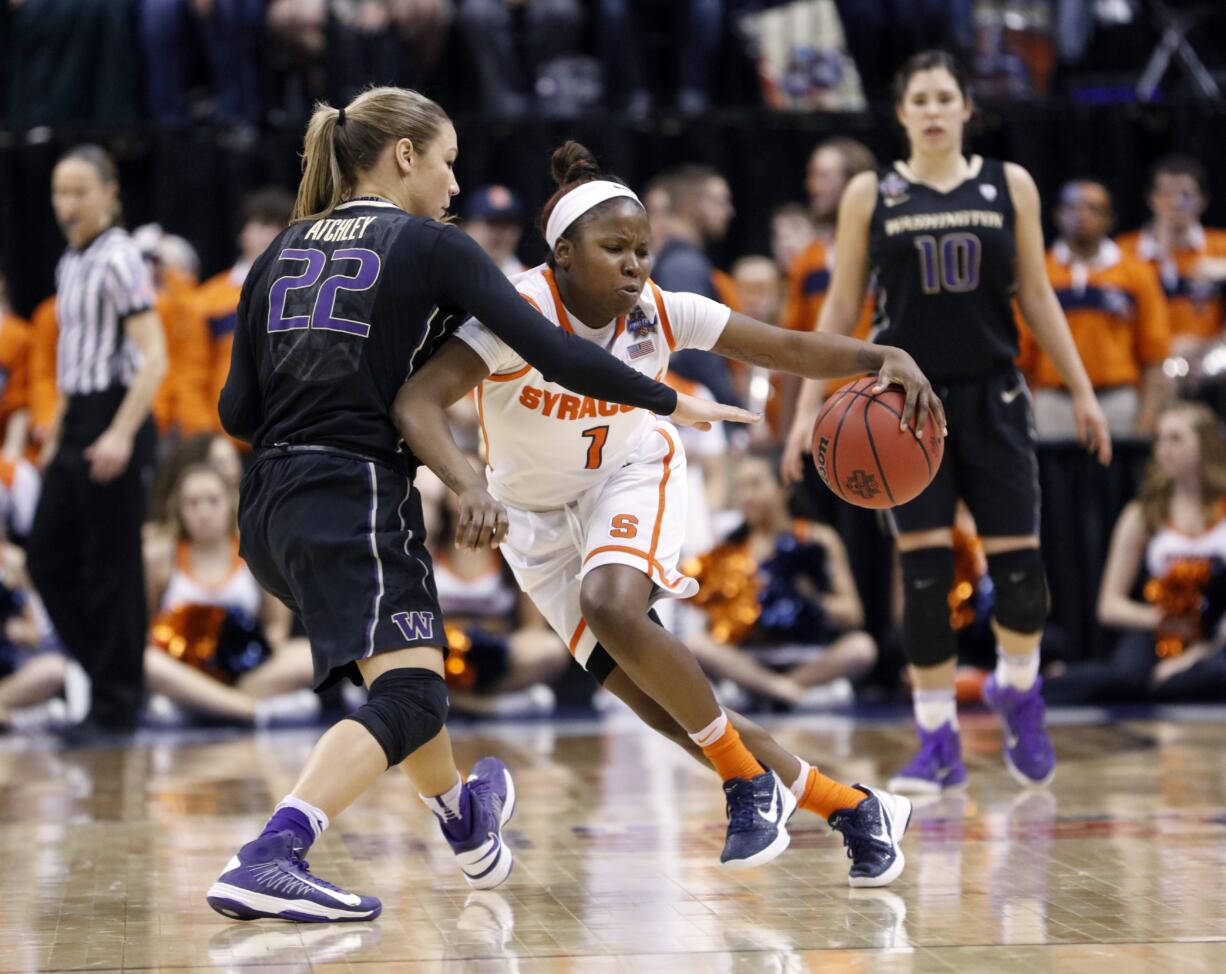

{"left": 983, "top": 675, "right": 1056, "bottom": 787}
{"left": 440, "top": 756, "right": 516, "bottom": 890}
{"left": 206, "top": 831, "right": 381, "bottom": 922}
{"left": 888, "top": 722, "right": 968, "bottom": 794}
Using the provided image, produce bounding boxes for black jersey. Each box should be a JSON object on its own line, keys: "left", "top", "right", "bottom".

{"left": 869, "top": 157, "right": 1019, "bottom": 382}
{"left": 220, "top": 198, "right": 677, "bottom": 469}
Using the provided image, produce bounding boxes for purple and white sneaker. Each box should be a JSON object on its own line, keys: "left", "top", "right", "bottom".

{"left": 983, "top": 675, "right": 1056, "bottom": 787}
{"left": 440, "top": 756, "right": 516, "bottom": 890}
{"left": 206, "top": 831, "right": 381, "bottom": 922}
{"left": 888, "top": 722, "right": 968, "bottom": 794}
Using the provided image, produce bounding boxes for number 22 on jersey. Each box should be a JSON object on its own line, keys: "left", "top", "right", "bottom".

{"left": 267, "top": 247, "right": 382, "bottom": 337}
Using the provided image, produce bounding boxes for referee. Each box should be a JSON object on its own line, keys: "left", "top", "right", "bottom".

{"left": 27, "top": 145, "right": 168, "bottom": 740}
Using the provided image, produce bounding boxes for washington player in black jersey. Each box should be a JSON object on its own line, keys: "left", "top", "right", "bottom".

{"left": 206, "top": 87, "right": 752, "bottom": 924}
{"left": 785, "top": 52, "right": 1111, "bottom": 795}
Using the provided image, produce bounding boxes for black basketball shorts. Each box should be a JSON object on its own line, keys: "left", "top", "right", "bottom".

{"left": 238, "top": 446, "right": 447, "bottom": 689}
{"left": 891, "top": 368, "right": 1041, "bottom": 538}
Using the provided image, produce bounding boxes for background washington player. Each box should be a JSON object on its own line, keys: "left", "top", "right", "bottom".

{"left": 785, "top": 51, "right": 1111, "bottom": 794}
{"left": 207, "top": 87, "right": 749, "bottom": 923}
{"left": 398, "top": 141, "right": 944, "bottom": 883}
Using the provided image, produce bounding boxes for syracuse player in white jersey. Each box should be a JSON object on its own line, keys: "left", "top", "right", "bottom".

{"left": 398, "top": 142, "right": 945, "bottom": 883}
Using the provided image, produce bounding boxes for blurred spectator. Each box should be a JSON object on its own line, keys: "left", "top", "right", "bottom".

{"left": 461, "top": 185, "right": 526, "bottom": 277}
{"left": 141, "top": 461, "right": 316, "bottom": 725}
{"left": 138, "top": 0, "right": 265, "bottom": 125}
{"left": 1044, "top": 401, "right": 1226, "bottom": 704}
{"left": 1118, "top": 156, "right": 1226, "bottom": 362}
{"left": 805, "top": 136, "right": 877, "bottom": 242}
{"left": 651, "top": 164, "right": 742, "bottom": 408}
{"left": 133, "top": 224, "right": 214, "bottom": 438}
{"left": 769, "top": 202, "right": 817, "bottom": 278}
{"left": 730, "top": 256, "right": 784, "bottom": 440}
{"left": 427, "top": 464, "right": 569, "bottom": 716}
{"left": 192, "top": 188, "right": 294, "bottom": 432}
{"left": 0, "top": 274, "right": 32, "bottom": 463}
{"left": 268, "top": 0, "right": 451, "bottom": 103}
{"left": 148, "top": 433, "right": 243, "bottom": 531}
{"left": 596, "top": 0, "right": 723, "bottom": 117}
{"left": 6, "top": 0, "right": 141, "bottom": 129}
{"left": 1018, "top": 179, "right": 1170, "bottom": 439}
{"left": 779, "top": 138, "right": 876, "bottom": 480}
{"left": 642, "top": 176, "right": 676, "bottom": 254}
{"left": 731, "top": 255, "right": 781, "bottom": 326}
{"left": 457, "top": 0, "right": 584, "bottom": 118}
{"left": 682, "top": 451, "right": 876, "bottom": 709}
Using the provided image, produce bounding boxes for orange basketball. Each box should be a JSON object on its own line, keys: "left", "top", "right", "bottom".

{"left": 811, "top": 376, "right": 944, "bottom": 509}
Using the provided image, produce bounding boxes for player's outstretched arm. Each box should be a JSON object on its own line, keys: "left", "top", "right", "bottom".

{"left": 712, "top": 315, "right": 946, "bottom": 438}
{"left": 394, "top": 339, "right": 507, "bottom": 550}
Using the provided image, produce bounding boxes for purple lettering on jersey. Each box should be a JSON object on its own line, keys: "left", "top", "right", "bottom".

{"left": 268, "top": 249, "right": 327, "bottom": 332}
{"left": 391, "top": 610, "right": 435, "bottom": 641}
{"left": 312, "top": 248, "right": 381, "bottom": 337}
{"left": 266, "top": 246, "right": 381, "bottom": 337}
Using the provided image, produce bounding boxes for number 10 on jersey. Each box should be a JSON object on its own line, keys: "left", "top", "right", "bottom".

{"left": 914, "top": 233, "right": 981, "bottom": 294}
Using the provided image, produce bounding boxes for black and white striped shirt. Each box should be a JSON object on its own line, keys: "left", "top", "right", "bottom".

{"left": 54, "top": 227, "right": 155, "bottom": 396}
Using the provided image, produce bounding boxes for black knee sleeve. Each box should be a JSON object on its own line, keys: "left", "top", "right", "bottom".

{"left": 900, "top": 546, "right": 957, "bottom": 667}
{"left": 986, "top": 547, "right": 1048, "bottom": 634}
{"left": 346, "top": 669, "right": 449, "bottom": 768}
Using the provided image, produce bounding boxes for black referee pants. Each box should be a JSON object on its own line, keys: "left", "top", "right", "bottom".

{"left": 27, "top": 392, "right": 156, "bottom": 730}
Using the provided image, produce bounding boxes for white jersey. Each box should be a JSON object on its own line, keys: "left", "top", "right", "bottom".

{"left": 162, "top": 539, "right": 263, "bottom": 618}
{"left": 455, "top": 264, "right": 731, "bottom": 510}
{"left": 1146, "top": 508, "right": 1226, "bottom": 578}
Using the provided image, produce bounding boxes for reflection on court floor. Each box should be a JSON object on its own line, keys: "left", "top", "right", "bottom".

{"left": 2, "top": 710, "right": 1226, "bottom": 973}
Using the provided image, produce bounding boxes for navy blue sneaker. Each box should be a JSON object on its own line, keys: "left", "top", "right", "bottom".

{"left": 719, "top": 770, "right": 797, "bottom": 870}
{"left": 206, "top": 831, "right": 381, "bottom": 922}
{"left": 442, "top": 756, "right": 516, "bottom": 889}
{"left": 828, "top": 785, "right": 912, "bottom": 888}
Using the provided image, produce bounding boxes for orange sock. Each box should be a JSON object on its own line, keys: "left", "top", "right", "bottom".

{"left": 697, "top": 721, "right": 765, "bottom": 782}
{"left": 798, "top": 767, "right": 865, "bottom": 821}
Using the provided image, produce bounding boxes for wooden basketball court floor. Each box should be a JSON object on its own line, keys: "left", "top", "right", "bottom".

{"left": 3, "top": 708, "right": 1226, "bottom": 974}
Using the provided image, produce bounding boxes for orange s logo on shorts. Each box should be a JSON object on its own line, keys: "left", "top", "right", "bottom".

{"left": 610, "top": 514, "right": 639, "bottom": 539}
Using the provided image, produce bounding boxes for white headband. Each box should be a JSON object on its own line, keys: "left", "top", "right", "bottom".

{"left": 545, "top": 180, "right": 642, "bottom": 250}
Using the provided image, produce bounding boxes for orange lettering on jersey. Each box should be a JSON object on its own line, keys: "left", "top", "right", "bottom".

{"left": 598, "top": 400, "right": 619, "bottom": 417}
{"left": 519, "top": 387, "right": 542, "bottom": 410}
{"left": 578, "top": 397, "right": 598, "bottom": 419}
{"left": 610, "top": 514, "right": 639, "bottom": 539}
{"left": 542, "top": 390, "right": 561, "bottom": 417}
{"left": 557, "top": 395, "right": 580, "bottom": 420}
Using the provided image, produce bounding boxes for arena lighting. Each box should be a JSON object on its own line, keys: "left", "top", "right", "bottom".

{"left": 1163, "top": 355, "right": 1191, "bottom": 378}
{"left": 1201, "top": 346, "right": 1226, "bottom": 377}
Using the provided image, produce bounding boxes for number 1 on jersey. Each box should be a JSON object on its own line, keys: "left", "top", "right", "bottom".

{"left": 582, "top": 425, "right": 609, "bottom": 470}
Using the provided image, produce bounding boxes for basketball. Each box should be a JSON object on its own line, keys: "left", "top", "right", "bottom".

{"left": 811, "top": 375, "right": 944, "bottom": 509}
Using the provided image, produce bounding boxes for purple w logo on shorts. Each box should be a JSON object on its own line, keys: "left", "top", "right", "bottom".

{"left": 391, "top": 611, "right": 435, "bottom": 641}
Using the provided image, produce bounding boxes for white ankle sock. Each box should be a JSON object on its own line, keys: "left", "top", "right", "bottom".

{"left": 277, "top": 795, "right": 329, "bottom": 839}
{"left": 913, "top": 689, "right": 957, "bottom": 732}
{"left": 688, "top": 711, "right": 728, "bottom": 748}
{"left": 421, "top": 773, "right": 465, "bottom": 822}
{"left": 996, "top": 648, "right": 1040, "bottom": 692}
{"left": 789, "top": 758, "right": 812, "bottom": 800}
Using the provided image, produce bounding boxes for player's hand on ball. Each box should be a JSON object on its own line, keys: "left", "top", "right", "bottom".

{"left": 671, "top": 390, "right": 761, "bottom": 432}
{"left": 1072, "top": 390, "right": 1112, "bottom": 466}
{"left": 873, "top": 348, "right": 947, "bottom": 438}
{"left": 456, "top": 486, "right": 509, "bottom": 550}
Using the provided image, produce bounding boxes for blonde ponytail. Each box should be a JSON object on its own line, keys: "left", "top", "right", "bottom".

{"left": 292, "top": 104, "right": 346, "bottom": 222}
{"left": 291, "top": 87, "right": 451, "bottom": 223}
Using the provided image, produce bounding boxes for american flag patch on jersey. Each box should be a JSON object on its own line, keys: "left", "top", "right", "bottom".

{"left": 628, "top": 338, "right": 655, "bottom": 359}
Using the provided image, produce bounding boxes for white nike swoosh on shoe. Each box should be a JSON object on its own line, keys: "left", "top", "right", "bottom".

{"left": 290, "top": 872, "right": 362, "bottom": 907}
{"left": 757, "top": 784, "right": 781, "bottom": 825}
